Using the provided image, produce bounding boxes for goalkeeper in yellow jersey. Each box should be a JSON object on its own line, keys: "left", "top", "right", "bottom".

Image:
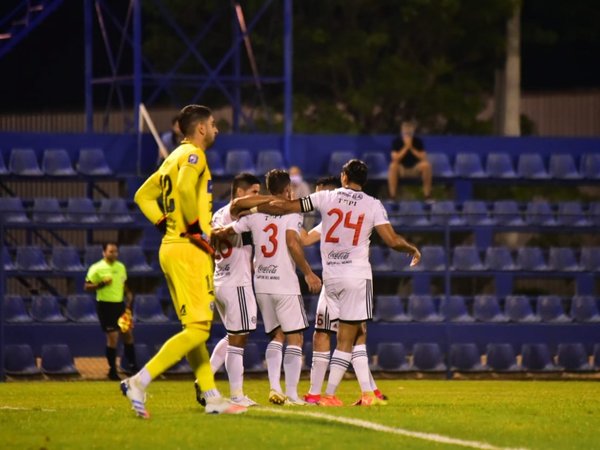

{"left": 122, "top": 104, "right": 246, "bottom": 418}
{"left": 85, "top": 242, "right": 136, "bottom": 381}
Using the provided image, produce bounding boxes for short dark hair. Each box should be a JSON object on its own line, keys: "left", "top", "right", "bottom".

{"left": 102, "top": 242, "right": 118, "bottom": 251}
{"left": 342, "top": 159, "right": 368, "bottom": 188}
{"left": 266, "top": 169, "right": 291, "bottom": 195}
{"left": 231, "top": 172, "right": 261, "bottom": 199}
{"left": 315, "top": 175, "right": 341, "bottom": 189}
{"left": 178, "top": 105, "right": 212, "bottom": 137}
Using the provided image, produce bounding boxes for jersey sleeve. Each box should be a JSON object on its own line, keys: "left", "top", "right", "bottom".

{"left": 134, "top": 170, "right": 164, "bottom": 225}
{"left": 373, "top": 200, "right": 391, "bottom": 226}
{"left": 179, "top": 149, "right": 207, "bottom": 174}
{"left": 85, "top": 263, "right": 100, "bottom": 283}
{"left": 311, "top": 222, "right": 323, "bottom": 235}
{"left": 286, "top": 213, "right": 303, "bottom": 234}
{"left": 232, "top": 215, "right": 251, "bottom": 234}
{"left": 301, "top": 190, "right": 326, "bottom": 213}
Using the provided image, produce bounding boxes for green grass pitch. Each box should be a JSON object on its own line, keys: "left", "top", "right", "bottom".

{"left": 1, "top": 379, "right": 599, "bottom": 449}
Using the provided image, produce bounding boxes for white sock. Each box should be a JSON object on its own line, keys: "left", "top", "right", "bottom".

{"left": 369, "top": 370, "right": 378, "bottom": 391}
{"left": 309, "top": 351, "right": 330, "bottom": 395}
{"left": 325, "top": 350, "right": 351, "bottom": 396}
{"left": 351, "top": 344, "right": 373, "bottom": 393}
{"left": 210, "top": 335, "right": 229, "bottom": 373}
{"left": 225, "top": 345, "right": 245, "bottom": 397}
{"left": 265, "top": 341, "right": 283, "bottom": 392}
{"left": 134, "top": 366, "right": 152, "bottom": 389}
{"left": 283, "top": 345, "right": 303, "bottom": 400}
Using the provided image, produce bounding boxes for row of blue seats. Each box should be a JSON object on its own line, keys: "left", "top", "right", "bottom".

{"left": 366, "top": 294, "right": 600, "bottom": 323}
{"left": 383, "top": 200, "right": 600, "bottom": 227}
{"left": 0, "top": 197, "right": 137, "bottom": 224}
{"left": 0, "top": 148, "right": 112, "bottom": 176}
{"left": 365, "top": 245, "right": 600, "bottom": 272}
{"left": 2, "top": 245, "right": 154, "bottom": 273}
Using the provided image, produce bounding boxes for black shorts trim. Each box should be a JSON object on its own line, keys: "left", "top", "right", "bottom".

{"left": 338, "top": 318, "right": 372, "bottom": 325}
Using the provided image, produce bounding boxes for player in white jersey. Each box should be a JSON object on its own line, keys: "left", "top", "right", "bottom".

{"left": 193, "top": 173, "right": 262, "bottom": 408}
{"left": 300, "top": 176, "right": 387, "bottom": 405}
{"left": 229, "top": 159, "right": 421, "bottom": 406}
{"left": 216, "top": 169, "right": 322, "bottom": 405}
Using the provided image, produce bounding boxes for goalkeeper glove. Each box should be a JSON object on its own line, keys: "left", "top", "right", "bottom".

{"left": 155, "top": 215, "right": 167, "bottom": 234}
{"left": 180, "top": 220, "right": 215, "bottom": 257}
{"left": 118, "top": 308, "right": 133, "bottom": 333}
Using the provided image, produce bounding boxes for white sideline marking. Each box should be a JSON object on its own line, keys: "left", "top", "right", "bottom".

{"left": 256, "top": 407, "right": 528, "bottom": 450}
{"left": 0, "top": 406, "right": 56, "bottom": 412}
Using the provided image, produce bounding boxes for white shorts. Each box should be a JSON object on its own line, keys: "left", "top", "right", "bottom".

{"left": 214, "top": 285, "right": 258, "bottom": 334}
{"left": 323, "top": 278, "right": 373, "bottom": 322}
{"left": 255, "top": 293, "right": 309, "bottom": 334}
{"left": 314, "top": 289, "right": 339, "bottom": 333}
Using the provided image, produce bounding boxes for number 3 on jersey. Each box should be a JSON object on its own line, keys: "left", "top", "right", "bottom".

{"left": 325, "top": 208, "right": 364, "bottom": 246}
{"left": 261, "top": 223, "right": 278, "bottom": 257}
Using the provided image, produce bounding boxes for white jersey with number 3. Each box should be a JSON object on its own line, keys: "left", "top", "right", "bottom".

{"left": 306, "top": 188, "right": 389, "bottom": 280}
{"left": 232, "top": 212, "right": 304, "bottom": 295}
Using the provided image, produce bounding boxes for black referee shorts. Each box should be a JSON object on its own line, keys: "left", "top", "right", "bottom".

{"left": 96, "top": 301, "right": 126, "bottom": 332}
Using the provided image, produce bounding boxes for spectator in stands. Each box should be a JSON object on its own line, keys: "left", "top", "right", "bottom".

{"left": 388, "top": 120, "right": 432, "bottom": 201}
{"left": 158, "top": 115, "right": 184, "bottom": 163}
{"left": 289, "top": 165, "right": 311, "bottom": 199}
{"left": 84, "top": 242, "right": 136, "bottom": 381}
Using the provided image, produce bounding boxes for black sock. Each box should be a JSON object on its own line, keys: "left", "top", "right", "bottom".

{"left": 124, "top": 344, "right": 137, "bottom": 368}
{"left": 106, "top": 346, "right": 117, "bottom": 371}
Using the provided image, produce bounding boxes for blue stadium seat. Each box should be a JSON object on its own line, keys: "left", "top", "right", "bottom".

{"left": 473, "top": 295, "right": 508, "bottom": 322}
{"left": 31, "top": 295, "right": 67, "bottom": 322}
{"left": 304, "top": 295, "right": 318, "bottom": 322}
{"left": 382, "top": 200, "right": 400, "bottom": 226}
{"left": 120, "top": 343, "right": 151, "bottom": 374}
{"left": 133, "top": 294, "right": 168, "bottom": 322}
{"left": 2, "top": 246, "right": 15, "bottom": 270}
{"left": 556, "top": 201, "right": 590, "bottom": 227}
{"left": 557, "top": 343, "right": 592, "bottom": 372}
{"left": 505, "top": 296, "right": 540, "bottom": 322}
{"left": 328, "top": 151, "right": 355, "bottom": 175}
{"left": 374, "top": 296, "right": 409, "bottom": 322}
{"left": 16, "top": 246, "right": 50, "bottom": 271}
{"left": 517, "top": 153, "right": 549, "bottom": 179}
{"left": 3, "top": 295, "right": 32, "bottom": 323}
{"left": 0, "top": 152, "right": 8, "bottom": 174}
{"left": 594, "top": 344, "right": 600, "bottom": 370}
{"left": 452, "top": 246, "right": 484, "bottom": 271}
{"left": 9, "top": 148, "right": 43, "bottom": 175}
{"left": 0, "top": 197, "right": 29, "bottom": 223}
{"left": 243, "top": 342, "right": 266, "bottom": 372}
{"left": 41, "top": 344, "right": 79, "bottom": 375}
{"left": 32, "top": 198, "right": 67, "bottom": 223}
{"left": 549, "top": 154, "right": 582, "bottom": 179}
{"left": 580, "top": 247, "right": 600, "bottom": 271}
{"left": 397, "top": 201, "right": 430, "bottom": 226}
{"left": 462, "top": 200, "right": 495, "bottom": 226}
{"left": 492, "top": 200, "right": 524, "bottom": 226}
{"left": 580, "top": 153, "right": 600, "bottom": 179}
{"left": 548, "top": 247, "right": 581, "bottom": 271}
{"left": 525, "top": 201, "right": 557, "bottom": 226}
{"left": 411, "top": 343, "right": 446, "bottom": 371}
{"left": 484, "top": 246, "right": 516, "bottom": 271}
{"left": 485, "top": 153, "right": 516, "bottom": 178}
{"left": 431, "top": 201, "right": 466, "bottom": 226}
{"left": 304, "top": 245, "right": 322, "bottom": 270}
{"left": 225, "top": 149, "right": 256, "bottom": 175}
{"left": 118, "top": 245, "right": 152, "bottom": 272}
{"left": 165, "top": 357, "right": 193, "bottom": 375}
{"left": 51, "top": 246, "right": 84, "bottom": 272}
{"left": 449, "top": 343, "right": 485, "bottom": 371}
{"left": 427, "top": 153, "right": 454, "bottom": 177}
{"left": 537, "top": 296, "right": 571, "bottom": 323}
{"left": 454, "top": 153, "right": 485, "bottom": 178}
{"left": 516, "top": 247, "right": 548, "bottom": 271}
{"left": 205, "top": 149, "right": 225, "bottom": 176}
{"left": 590, "top": 202, "right": 600, "bottom": 227}
{"left": 570, "top": 296, "right": 600, "bottom": 322}
{"left": 4, "top": 344, "right": 41, "bottom": 376}
{"left": 77, "top": 148, "right": 112, "bottom": 175}
{"left": 42, "top": 149, "right": 76, "bottom": 176}
{"left": 440, "top": 295, "right": 474, "bottom": 322}
{"left": 375, "top": 343, "right": 409, "bottom": 371}
{"left": 84, "top": 245, "right": 103, "bottom": 266}
{"left": 407, "top": 295, "right": 443, "bottom": 322}
{"left": 369, "top": 246, "right": 390, "bottom": 271}
{"left": 256, "top": 149, "right": 285, "bottom": 175}
{"left": 99, "top": 198, "right": 134, "bottom": 223}
{"left": 66, "top": 198, "right": 100, "bottom": 223}
{"left": 303, "top": 342, "right": 313, "bottom": 370}
{"left": 65, "top": 294, "right": 98, "bottom": 323}
{"left": 486, "top": 343, "right": 521, "bottom": 371}
{"left": 521, "top": 343, "right": 558, "bottom": 372}
{"left": 388, "top": 251, "right": 414, "bottom": 272}
{"left": 411, "top": 245, "right": 446, "bottom": 271}
{"left": 361, "top": 151, "right": 388, "bottom": 179}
